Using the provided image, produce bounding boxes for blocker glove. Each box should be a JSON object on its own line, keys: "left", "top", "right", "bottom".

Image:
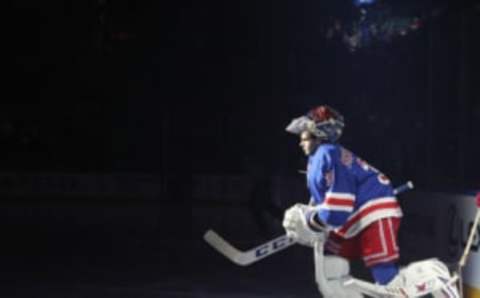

{"left": 282, "top": 203, "right": 328, "bottom": 247}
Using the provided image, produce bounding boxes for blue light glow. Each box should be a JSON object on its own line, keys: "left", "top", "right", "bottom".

{"left": 353, "top": 0, "right": 376, "bottom": 7}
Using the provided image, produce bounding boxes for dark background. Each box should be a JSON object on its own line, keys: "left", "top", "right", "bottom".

{"left": 2, "top": 0, "right": 480, "bottom": 297}
{"left": 5, "top": 0, "right": 479, "bottom": 187}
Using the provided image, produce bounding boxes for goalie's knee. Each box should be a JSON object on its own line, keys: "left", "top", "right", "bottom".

{"left": 323, "top": 255, "right": 350, "bottom": 279}
{"left": 316, "top": 256, "right": 363, "bottom": 298}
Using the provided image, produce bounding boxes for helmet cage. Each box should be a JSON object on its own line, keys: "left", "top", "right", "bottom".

{"left": 286, "top": 105, "right": 345, "bottom": 142}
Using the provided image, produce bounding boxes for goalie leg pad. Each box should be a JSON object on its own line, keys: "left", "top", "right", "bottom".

{"left": 316, "top": 255, "right": 364, "bottom": 298}
{"left": 386, "top": 259, "right": 460, "bottom": 298}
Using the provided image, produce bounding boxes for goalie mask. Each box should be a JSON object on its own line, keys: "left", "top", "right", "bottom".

{"left": 286, "top": 105, "right": 345, "bottom": 142}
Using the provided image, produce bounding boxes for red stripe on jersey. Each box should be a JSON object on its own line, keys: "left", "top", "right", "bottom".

{"left": 324, "top": 197, "right": 355, "bottom": 207}
{"left": 336, "top": 201, "right": 400, "bottom": 236}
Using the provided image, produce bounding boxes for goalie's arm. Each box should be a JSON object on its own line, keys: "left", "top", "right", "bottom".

{"left": 204, "top": 181, "right": 413, "bottom": 266}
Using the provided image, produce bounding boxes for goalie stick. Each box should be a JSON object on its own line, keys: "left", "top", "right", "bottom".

{"left": 204, "top": 181, "right": 414, "bottom": 266}
{"left": 456, "top": 192, "right": 480, "bottom": 298}
{"left": 459, "top": 192, "right": 480, "bottom": 268}
{"left": 204, "top": 230, "right": 295, "bottom": 266}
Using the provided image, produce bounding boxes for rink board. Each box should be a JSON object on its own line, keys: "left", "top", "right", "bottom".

{"left": 402, "top": 191, "right": 479, "bottom": 298}
{"left": 465, "top": 285, "right": 480, "bottom": 298}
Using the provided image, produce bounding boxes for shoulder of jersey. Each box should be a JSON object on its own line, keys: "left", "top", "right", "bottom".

{"left": 317, "top": 143, "right": 339, "bottom": 155}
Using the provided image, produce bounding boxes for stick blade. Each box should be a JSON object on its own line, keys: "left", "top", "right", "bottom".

{"left": 203, "top": 230, "right": 248, "bottom": 266}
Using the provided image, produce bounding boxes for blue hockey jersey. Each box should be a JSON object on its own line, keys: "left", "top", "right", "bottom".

{"left": 307, "top": 143, "right": 403, "bottom": 238}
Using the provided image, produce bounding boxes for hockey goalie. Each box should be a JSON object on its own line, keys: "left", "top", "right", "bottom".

{"left": 204, "top": 105, "right": 479, "bottom": 297}
{"left": 282, "top": 105, "right": 463, "bottom": 298}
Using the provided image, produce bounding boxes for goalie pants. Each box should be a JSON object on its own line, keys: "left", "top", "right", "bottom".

{"left": 325, "top": 217, "right": 401, "bottom": 284}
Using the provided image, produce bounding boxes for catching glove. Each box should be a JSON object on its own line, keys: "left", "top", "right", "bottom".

{"left": 282, "top": 203, "right": 328, "bottom": 247}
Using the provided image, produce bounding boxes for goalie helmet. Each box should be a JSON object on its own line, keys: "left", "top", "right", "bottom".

{"left": 286, "top": 105, "right": 345, "bottom": 142}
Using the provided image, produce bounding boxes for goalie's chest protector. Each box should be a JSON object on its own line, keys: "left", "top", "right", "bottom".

{"left": 306, "top": 144, "right": 402, "bottom": 238}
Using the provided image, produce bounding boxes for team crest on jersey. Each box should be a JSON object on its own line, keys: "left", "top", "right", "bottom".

{"left": 340, "top": 148, "right": 353, "bottom": 167}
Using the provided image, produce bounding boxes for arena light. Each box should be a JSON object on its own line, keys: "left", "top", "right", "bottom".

{"left": 353, "top": 0, "right": 376, "bottom": 6}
